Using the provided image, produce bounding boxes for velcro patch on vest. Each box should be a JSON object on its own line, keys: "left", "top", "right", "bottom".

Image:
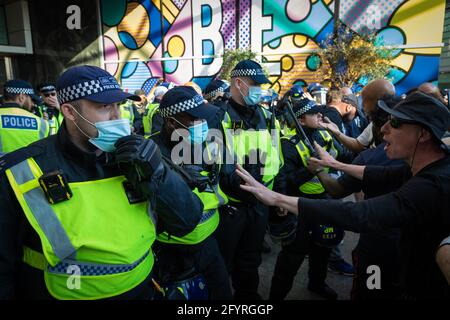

{"left": 1, "top": 115, "right": 38, "bottom": 130}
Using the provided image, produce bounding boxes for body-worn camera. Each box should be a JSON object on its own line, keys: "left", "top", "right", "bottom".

{"left": 38, "top": 170, "right": 72, "bottom": 204}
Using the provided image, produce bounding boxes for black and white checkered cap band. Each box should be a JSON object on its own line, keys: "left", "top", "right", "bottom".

{"left": 160, "top": 95, "right": 205, "bottom": 118}
{"left": 204, "top": 85, "right": 226, "bottom": 100}
{"left": 58, "top": 80, "right": 114, "bottom": 104}
{"left": 231, "top": 68, "right": 265, "bottom": 78}
{"left": 5, "top": 87, "right": 35, "bottom": 95}
{"left": 40, "top": 86, "right": 56, "bottom": 92}
{"left": 294, "top": 100, "right": 316, "bottom": 118}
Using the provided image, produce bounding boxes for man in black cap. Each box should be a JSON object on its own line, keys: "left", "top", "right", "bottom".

{"left": 0, "top": 80, "right": 50, "bottom": 154}
{"left": 36, "top": 83, "right": 63, "bottom": 135}
{"left": 308, "top": 97, "right": 405, "bottom": 300}
{"left": 236, "top": 91, "right": 450, "bottom": 299}
{"left": 214, "top": 59, "right": 283, "bottom": 300}
{"left": 150, "top": 85, "right": 254, "bottom": 300}
{"left": 0, "top": 65, "right": 202, "bottom": 300}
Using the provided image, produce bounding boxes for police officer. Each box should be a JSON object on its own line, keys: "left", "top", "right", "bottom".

{"left": 142, "top": 85, "right": 168, "bottom": 137}
{"left": 203, "top": 79, "right": 230, "bottom": 110}
{"left": 36, "top": 83, "right": 64, "bottom": 135}
{"left": 120, "top": 95, "right": 144, "bottom": 135}
{"left": 270, "top": 94, "right": 353, "bottom": 300}
{"left": 214, "top": 60, "right": 283, "bottom": 300}
{"left": 0, "top": 80, "right": 50, "bottom": 154}
{"left": 151, "top": 86, "right": 236, "bottom": 300}
{"left": 0, "top": 65, "right": 203, "bottom": 300}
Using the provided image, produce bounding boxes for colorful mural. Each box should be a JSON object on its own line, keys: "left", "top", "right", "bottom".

{"left": 100, "top": 0, "right": 446, "bottom": 95}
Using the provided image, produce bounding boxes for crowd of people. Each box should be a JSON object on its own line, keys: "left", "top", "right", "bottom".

{"left": 0, "top": 59, "right": 449, "bottom": 300}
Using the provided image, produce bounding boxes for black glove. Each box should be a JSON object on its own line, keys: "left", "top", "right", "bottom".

{"left": 115, "top": 135, "right": 163, "bottom": 183}
{"left": 180, "top": 165, "right": 210, "bottom": 192}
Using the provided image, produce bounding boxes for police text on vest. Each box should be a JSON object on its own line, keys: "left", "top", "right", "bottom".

{"left": 1, "top": 115, "right": 38, "bottom": 130}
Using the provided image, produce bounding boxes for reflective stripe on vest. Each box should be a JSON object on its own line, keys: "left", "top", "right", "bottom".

{"left": 157, "top": 142, "right": 228, "bottom": 245}
{"left": 221, "top": 108, "right": 281, "bottom": 200}
{"left": 293, "top": 130, "right": 337, "bottom": 195}
{"left": 6, "top": 158, "right": 156, "bottom": 300}
{"left": 0, "top": 108, "right": 49, "bottom": 154}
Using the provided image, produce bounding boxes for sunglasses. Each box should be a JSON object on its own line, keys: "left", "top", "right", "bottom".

{"left": 388, "top": 115, "right": 417, "bottom": 129}
{"left": 44, "top": 92, "right": 56, "bottom": 98}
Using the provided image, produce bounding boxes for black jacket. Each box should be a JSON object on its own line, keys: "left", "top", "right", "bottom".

{"left": 299, "top": 155, "right": 450, "bottom": 299}
{"left": 274, "top": 127, "right": 353, "bottom": 198}
{"left": 0, "top": 124, "right": 203, "bottom": 299}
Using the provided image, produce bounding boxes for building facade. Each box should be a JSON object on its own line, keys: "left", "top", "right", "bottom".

{"left": 0, "top": 0, "right": 447, "bottom": 95}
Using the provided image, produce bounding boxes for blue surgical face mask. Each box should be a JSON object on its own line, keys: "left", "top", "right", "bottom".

{"left": 238, "top": 80, "right": 262, "bottom": 106}
{"left": 171, "top": 117, "right": 209, "bottom": 145}
{"left": 71, "top": 107, "right": 131, "bottom": 152}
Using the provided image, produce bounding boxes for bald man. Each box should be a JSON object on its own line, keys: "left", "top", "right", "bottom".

{"left": 418, "top": 83, "right": 447, "bottom": 106}
{"left": 320, "top": 79, "right": 395, "bottom": 154}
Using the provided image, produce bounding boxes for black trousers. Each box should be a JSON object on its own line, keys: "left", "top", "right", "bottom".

{"left": 215, "top": 204, "right": 269, "bottom": 300}
{"left": 153, "top": 236, "right": 232, "bottom": 300}
{"left": 270, "top": 220, "right": 331, "bottom": 300}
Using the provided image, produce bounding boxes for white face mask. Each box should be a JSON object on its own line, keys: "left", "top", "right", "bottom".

{"left": 237, "top": 80, "right": 262, "bottom": 106}
{"left": 71, "top": 106, "right": 131, "bottom": 152}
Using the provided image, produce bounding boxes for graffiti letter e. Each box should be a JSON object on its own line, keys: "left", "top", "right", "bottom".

{"left": 66, "top": 5, "right": 81, "bottom": 30}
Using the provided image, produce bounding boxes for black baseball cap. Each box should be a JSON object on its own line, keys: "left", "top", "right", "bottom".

{"left": 342, "top": 94, "right": 358, "bottom": 108}
{"left": 230, "top": 60, "right": 270, "bottom": 84}
{"left": 4, "top": 80, "right": 40, "bottom": 103}
{"left": 378, "top": 91, "right": 450, "bottom": 144}
{"left": 292, "top": 96, "right": 323, "bottom": 117}
{"left": 159, "top": 86, "right": 218, "bottom": 122}
{"left": 203, "top": 79, "right": 230, "bottom": 100}
{"left": 37, "top": 83, "right": 56, "bottom": 93}
{"left": 56, "top": 65, "right": 140, "bottom": 105}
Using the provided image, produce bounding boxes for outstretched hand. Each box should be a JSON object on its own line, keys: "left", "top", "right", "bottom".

{"left": 318, "top": 116, "right": 340, "bottom": 134}
{"left": 308, "top": 142, "right": 339, "bottom": 169}
{"left": 235, "top": 164, "right": 279, "bottom": 207}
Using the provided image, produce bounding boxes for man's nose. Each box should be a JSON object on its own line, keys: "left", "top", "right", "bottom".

{"left": 381, "top": 122, "right": 389, "bottom": 134}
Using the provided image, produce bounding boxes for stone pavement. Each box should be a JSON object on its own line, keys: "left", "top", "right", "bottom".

{"left": 258, "top": 231, "right": 359, "bottom": 300}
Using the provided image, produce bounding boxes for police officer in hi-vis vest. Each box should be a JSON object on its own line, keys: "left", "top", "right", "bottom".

{"left": 150, "top": 86, "right": 243, "bottom": 300}
{"left": 270, "top": 92, "right": 353, "bottom": 300}
{"left": 214, "top": 60, "right": 283, "bottom": 300}
{"left": 0, "top": 65, "right": 203, "bottom": 300}
{"left": 0, "top": 80, "right": 50, "bottom": 154}
{"left": 36, "top": 83, "right": 64, "bottom": 135}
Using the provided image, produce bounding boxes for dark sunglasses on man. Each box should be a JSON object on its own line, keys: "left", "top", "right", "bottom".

{"left": 388, "top": 115, "right": 418, "bottom": 129}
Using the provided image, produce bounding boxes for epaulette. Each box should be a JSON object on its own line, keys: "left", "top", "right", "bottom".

{"left": 0, "top": 144, "right": 45, "bottom": 174}
{"left": 281, "top": 134, "right": 301, "bottom": 145}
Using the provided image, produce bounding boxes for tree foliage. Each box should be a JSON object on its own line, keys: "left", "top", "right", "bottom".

{"left": 219, "top": 49, "right": 262, "bottom": 81}
{"left": 316, "top": 25, "right": 396, "bottom": 89}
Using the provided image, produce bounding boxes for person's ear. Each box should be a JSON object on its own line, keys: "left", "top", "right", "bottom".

{"left": 418, "top": 129, "right": 431, "bottom": 143}
{"left": 17, "top": 93, "right": 26, "bottom": 105}
{"left": 166, "top": 117, "right": 177, "bottom": 130}
{"left": 61, "top": 103, "right": 77, "bottom": 121}
{"left": 234, "top": 78, "right": 241, "bottom": 89}
{"left": 299, "top": 116, "right": 306, "bottom": 126}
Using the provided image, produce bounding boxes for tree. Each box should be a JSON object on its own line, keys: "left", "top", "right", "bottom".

{"left": 316, "top": 24, "right": 395, "bottom": 89}
{"left": 219, "top": 49, "right": 261, "bottom": 81}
